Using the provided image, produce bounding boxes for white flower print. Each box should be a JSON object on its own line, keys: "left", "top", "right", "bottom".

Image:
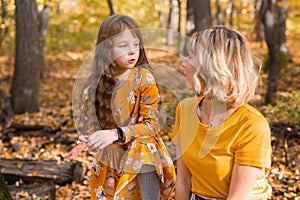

{"left": 95, "top": 185, "right": 106, "bottom": 200}
{"left": 145, "top": 122, "right": 154, "bottom": 130}
{"left": 144, "top": 73, "right": 154, "bottom": 84}
{"left": 126, "top": 157, "right": 133, "bottom": 165}
{"left": 134, "top": 74, "right": 142, "bottom": 85}
{"left": 132, "top": 160, "right": 142, "bottom": 172}
{"left": 127, "top": 91, "right": 136, "bottom": 104}
{"left": 107, "top": 177, "right": 115, "bottom": 187}
{"left": 164, "top": 152, "right": 174, "bottom": 167}
{"left": 130, "top": 140, "right": 137, "bottom": 149}
{"left": 138, "top": 116, "right": 144, "bottom": 122}
{"left": 91, "top": 158, "right": 98, "bottom": 170}
{"left": 147, "top": 143, "right": 158, "bottom": 153}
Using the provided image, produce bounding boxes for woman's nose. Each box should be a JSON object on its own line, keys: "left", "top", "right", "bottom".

{"left": 181, "top": 60, "right": 189, "bottom": 68}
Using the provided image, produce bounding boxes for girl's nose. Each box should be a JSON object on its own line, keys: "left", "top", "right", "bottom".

{"left": 128, "top": 45, "right": 137, "bottom": 55}
{"left": 128, "top": 50, "right": 135, "bottom": 55}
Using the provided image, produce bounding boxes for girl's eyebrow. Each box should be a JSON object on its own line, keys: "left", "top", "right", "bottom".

{"left": 116, "top": 38, "right": 140, "bottom": 43}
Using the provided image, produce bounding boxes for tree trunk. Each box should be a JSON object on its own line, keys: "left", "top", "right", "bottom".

{"left": 8, "top": 182, "right": 55, "bottom": 200}
{"left": 107, "top": 0, "right": 114, "bottom": 16}
{"left": 38, "top": 5, "right": 51, "bottom": 78}
{"left": 0, "top": 172, "right": 12, "bottom": 200}
{"left": 186, "top": 0, "right": 211, "bottom": 35}
{"left": 11, "top": 0, "right": 40, "bottom": 114}
{"left": 215, "top": 0, "right": 222, "bottom": 25}
{"left": 0, "top": 159, "right": 85, "bottom": 185}
{"left": 0, "top": 0, "right": 9, "bottom": 49}
{"left": 277, "top": 0, "right": 289, "bottom": 56}
{"left": 177, "top": 0, "right": 182, "bottom": 54}
{"left": 260, "top": 0, "right": 288, "bottom": 105}
{"left": 186, "top": 0, "right": 194, "bottom": 36}
{"left": 224, "top": 0, "right": 234, "bottom": 26}
{"left": 167, "top": 0, "right": 174, "bottom": 46}
{"left": 185, "top": 0, "right": 211, "bottom": 55}
{"left": 193, "top": 0, "right": 211, "bottom": 31}
{"left": 255, "top": 0, "right": 264, "bottom": 41}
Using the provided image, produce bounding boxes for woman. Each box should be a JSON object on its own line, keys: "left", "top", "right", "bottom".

{"left": 173, "top": 26, "right": 272, "bottom": 200}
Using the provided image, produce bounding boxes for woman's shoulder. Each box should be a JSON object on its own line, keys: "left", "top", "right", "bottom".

{"left": 178, "top": 96, "right": 201, "bottom": 109}
{"left": 239, "top": 103, "right": 269, "bottom": 127}
{"left": 242, "top": 104, "right": 265, "bottom": 118}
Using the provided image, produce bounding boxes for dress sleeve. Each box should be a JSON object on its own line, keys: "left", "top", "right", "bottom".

{"left": 121, "top": 70, "right": 160, "bottom": 143}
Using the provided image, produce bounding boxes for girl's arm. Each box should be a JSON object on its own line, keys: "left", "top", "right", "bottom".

{"left": 227, "top": 163, "right": 261, "bottom": 200}
{"left": 122, "top": 70, "right": 160, "bottom": 143}
{"left": 87, "top": 70, "right": 159, "bottom": 149}
{"left": 175, "top": 146, "right": 192, "bottom": 200}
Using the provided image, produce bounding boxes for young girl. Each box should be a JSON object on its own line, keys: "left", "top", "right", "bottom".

{"left": 66, "top": 14, "right": 176, "bottom": 200}
{"left": 174, "top": 27, "right": 272, "bottom": 200}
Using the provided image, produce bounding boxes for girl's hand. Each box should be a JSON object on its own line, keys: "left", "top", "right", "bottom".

{"left": 87, "top": 129, "right": 118, "bottom": 151}
{"left": 64, "top": 135, "right": 89, "bottom": 161}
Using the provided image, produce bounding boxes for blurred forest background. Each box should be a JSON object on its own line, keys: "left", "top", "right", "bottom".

{"left": 0, "top": 0, "right": 299, "bottom": 199}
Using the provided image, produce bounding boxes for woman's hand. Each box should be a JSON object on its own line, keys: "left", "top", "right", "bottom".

{"left": 87, "top": 129, "right": 118, "bottom": 151}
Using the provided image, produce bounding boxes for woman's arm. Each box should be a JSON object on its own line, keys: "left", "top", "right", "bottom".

{"left": 175, "top": 146, "right": 192, "bottom": 200}
{"left": 227, "top": 163, "right": 261, "bottom": 200}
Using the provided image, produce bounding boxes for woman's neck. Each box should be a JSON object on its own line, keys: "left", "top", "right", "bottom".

{"left": 198, "top": 97, "right": 238, "bottom": 127}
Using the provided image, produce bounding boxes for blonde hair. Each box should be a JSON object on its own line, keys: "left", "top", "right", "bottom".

{"left": 187, "top": 26, "right": 261, "bottom": 108}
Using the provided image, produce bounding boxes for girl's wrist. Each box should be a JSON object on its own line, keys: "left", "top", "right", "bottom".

{"left": 115, "top": 127, "right": 125, "bottom": 143}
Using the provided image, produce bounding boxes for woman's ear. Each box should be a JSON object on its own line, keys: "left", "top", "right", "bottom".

{"left": 193, "top": 73, "right": 202, "bottom": 94}
{"left": 194, "top": 73, "right": 207, "bottom": 95}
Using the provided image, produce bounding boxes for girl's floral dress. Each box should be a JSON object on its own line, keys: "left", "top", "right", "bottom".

{"left": 89, "top": 67, "right": 176, "bottom": 200}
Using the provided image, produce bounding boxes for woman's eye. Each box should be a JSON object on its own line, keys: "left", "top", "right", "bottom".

{"left": 134, "top": 43, "right": 139, "bottom": 47}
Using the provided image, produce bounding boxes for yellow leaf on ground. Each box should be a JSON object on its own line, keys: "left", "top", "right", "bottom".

{"left": 4, "top": 151, "right": 13, "bottom": 159}
{"left": 33, "top": 171, "right": 40, "bottom": 176}
{"left": 17, "top": 162, "right": 24, "bottom": 169}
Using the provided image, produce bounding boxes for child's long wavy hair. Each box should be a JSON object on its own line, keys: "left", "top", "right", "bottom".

{"left": 79, "top": 14, "right": 151, "bottom": 134}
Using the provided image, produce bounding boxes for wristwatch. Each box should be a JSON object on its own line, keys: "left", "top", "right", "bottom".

{"left": 116, "top": 127, "right": 125, "bottom": 143}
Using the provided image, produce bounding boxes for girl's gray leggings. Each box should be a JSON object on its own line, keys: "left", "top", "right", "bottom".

{"left": 138, "top": 164, "right": 160, "bottom": 200}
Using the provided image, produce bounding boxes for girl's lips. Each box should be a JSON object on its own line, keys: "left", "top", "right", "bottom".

{"left": 128, "top": 59, "right": 136, "bottom": 64}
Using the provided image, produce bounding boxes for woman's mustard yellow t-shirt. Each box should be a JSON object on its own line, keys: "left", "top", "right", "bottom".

{"left": 172, "top": 97, "right": 272, "bottom": 199}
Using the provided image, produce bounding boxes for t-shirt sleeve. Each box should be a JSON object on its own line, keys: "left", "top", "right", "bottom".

{"left": 171, "top": 102, "right": 182, "bottom": 145}
{"left": 235, "top": 116, "right": 272, "bottom": 168}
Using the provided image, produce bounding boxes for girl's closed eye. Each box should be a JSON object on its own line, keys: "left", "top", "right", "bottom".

{"left": 118, "top": 43, "right": 128, "bottom": 48}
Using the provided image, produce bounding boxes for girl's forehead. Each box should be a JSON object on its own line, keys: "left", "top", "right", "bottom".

{"left": 112, "top": 29, "right": 139, "bottom": 42}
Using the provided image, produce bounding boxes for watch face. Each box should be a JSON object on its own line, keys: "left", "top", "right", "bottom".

{"left": 117, "top": 127, "right": 124, "bottom": 142}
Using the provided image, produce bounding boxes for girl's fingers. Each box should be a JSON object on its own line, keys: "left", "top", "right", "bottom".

{"left": 87, "top": 135, "right": 98, "bottom": 147}
{"left": 89, "top": 140, "right": 104, "bottom": 150}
